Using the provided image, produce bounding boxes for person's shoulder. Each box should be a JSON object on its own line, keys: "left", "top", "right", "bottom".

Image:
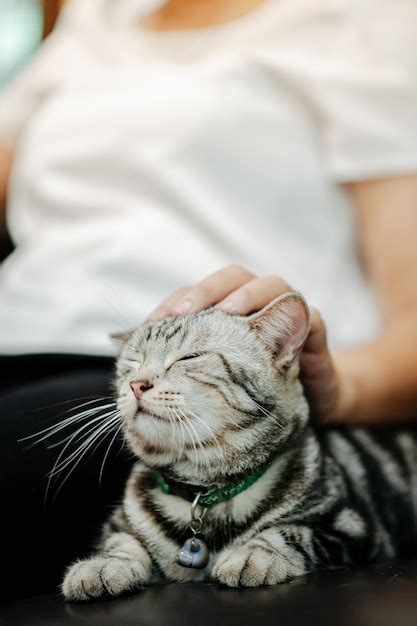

{"left": 337, "top": 0, "right": 417, "bottom": 67}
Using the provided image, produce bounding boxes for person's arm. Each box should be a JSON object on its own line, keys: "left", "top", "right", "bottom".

{"left": 330, "top": 176, "right": 417, "bottom": 425}
{"left": 288, "top": 176, "right": 417, "bottom": 426}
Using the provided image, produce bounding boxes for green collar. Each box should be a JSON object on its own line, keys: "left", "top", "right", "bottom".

{"left": 153, "top": 462, "right": 271, "bottom": 509}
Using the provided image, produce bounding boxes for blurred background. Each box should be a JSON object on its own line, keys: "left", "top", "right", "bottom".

{"left": 0, "top": 0, "right": 61, "bottom": 89}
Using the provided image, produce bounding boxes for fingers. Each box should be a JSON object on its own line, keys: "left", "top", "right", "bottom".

{"left": 215, "top": 275, "right": 292, "bottom": 315}
{"left": 147, "top": 265, "right": 293, "bottom": 321}
{"left": 300, "top": 307, "right": 333, "bottom": 389}
{"left": 173, "top": 265, "right": 256, "bottom": 315}
{"left": 149, "top": 265, "right": 256, "bottom": 320}
{"left": 298, "top": 308, "right": 339, "bottom": 424}
{"left": 303, "top": 307, "right": 328, "bottom": 355}
{"left": 147, "top": 286, "right": 192, "bottom": 321}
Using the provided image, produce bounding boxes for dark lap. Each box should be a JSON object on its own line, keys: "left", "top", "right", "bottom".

{"left": 0, "top": 355, "right": 134, "bottom": 601}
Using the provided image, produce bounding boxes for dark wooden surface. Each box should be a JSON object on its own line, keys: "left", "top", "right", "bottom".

{"left": 2, "top": 560, "right": 417, "bottom": 626}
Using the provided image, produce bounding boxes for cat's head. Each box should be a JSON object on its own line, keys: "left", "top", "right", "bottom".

{"left": 115, "top": 292, "right": 310, "bottom": 484}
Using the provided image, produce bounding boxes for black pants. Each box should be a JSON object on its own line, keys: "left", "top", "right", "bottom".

{"left": 0, "top": 355, "right": 134, "bottom": 602}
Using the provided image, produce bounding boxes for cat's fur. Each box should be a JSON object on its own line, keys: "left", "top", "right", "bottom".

{"left": 62, "top": 293, "right": 417, "bottom": 601}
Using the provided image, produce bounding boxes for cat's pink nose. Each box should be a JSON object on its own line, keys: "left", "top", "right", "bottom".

{"left": 130, "top": 381, "right": 153, "bottom": 401}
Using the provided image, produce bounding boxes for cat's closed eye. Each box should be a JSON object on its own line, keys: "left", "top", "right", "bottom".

{"left": 120, "top": 358, "right": 143, "bottom": 376}
{"left": 125, "top": 359, "right": 143, "bottom": 369}
{"left": 177, "top": 352, "right": 207, "bottom": 362}
{"left": 165, "top": 352, "right": 208, "bottom": 372}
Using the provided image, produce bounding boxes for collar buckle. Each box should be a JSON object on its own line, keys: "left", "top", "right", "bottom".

{"left": 190, "top": 492, "right": 208, "bottom": 534}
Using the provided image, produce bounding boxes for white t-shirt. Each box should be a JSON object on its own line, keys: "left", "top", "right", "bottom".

{"left": 0, "top": 0, "right": 416, "bottom": 356}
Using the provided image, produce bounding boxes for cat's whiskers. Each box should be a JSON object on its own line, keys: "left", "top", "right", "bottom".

{"left": 169, "top": 407, "right": 187, "bottom": 461}
{"left": 183, "top": 408, "right": 223, "bottom": 455}
{"left": 59, "top": 396, "right": 115, "bottom": 415}
{"left": 19, "top": 401, "right": 118, "bottom": 446}
{"left": 250, "top": 399, "right": 285, "bottom": 430}
{"left": 47, "top": 412, "right": 121, "bottom": 477}
{"left": 47, "top": 415, "right": 119, "bottom": 451}
{"left": 176, "top": 409, "right": 201, "bottom": 456}
{"left": 178, "top": 411, "right": 200, "bottom": 456}
{"left": 45, "top": 410, "right": 122, "bottom": 503}
{"left": 166, "top": 407, "right": 180, "bottom": 459}
{"left": 45, "top": 408, "right": 119, "bottom": 450}
{"left": 225, "top": 413, "right": 245, "bottom": 431}
{"left": 24, "top": 395, "right": 114, "bottom": 415}
{"left": 99, "top": 421, "right": 125, "bottom": 486}
{"left": 48, "top": 414, "right": 122, "bottom": 502}
{"left": 74, "top": 414, "right": 122, "bottom": 471}
{"left": 180, "top": 409, "right": 206, "bottom": 451}
{"left": 165, "top": 407, "right": 186, "bottom": 461}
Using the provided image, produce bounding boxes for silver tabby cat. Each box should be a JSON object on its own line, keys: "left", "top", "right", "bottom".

{"left": 63, "top": 292, "right": 417, "bottom": 601}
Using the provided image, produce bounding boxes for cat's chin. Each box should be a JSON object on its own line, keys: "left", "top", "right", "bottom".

{"left": 125, "top": 418, "right": 282, "bottom": 480}
{"left": 127, "top": 438, "right": 184, "bottom": 468}
{"left": 125, "top": 431, "right": 278, "bottom": 487}
{"left": 135, "top": 407, "right": 172, "bottom": 423}
{"left": 124, "top": 424, "right": 190, "bottom": 467}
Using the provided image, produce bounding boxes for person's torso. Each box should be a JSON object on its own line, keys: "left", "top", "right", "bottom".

{"left": 0, "top": 0, "right": 381, "bottom": 355}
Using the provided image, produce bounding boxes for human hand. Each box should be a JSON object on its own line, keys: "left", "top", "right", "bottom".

{"left": 147, "top": 265, "right": 355, "bottom": 425}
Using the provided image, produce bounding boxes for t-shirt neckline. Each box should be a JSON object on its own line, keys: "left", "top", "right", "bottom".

{"left": 129, "top": 0, "right": 278, "bottom": 43}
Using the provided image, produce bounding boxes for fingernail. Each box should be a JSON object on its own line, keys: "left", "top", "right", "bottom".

{"left": 216, "top": 300, "right": 234, "bottom": 312}
{"left": 175, "top": 299, "right": 193, "bottom": 315}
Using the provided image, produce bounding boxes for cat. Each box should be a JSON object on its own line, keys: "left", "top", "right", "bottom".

{"left": 62, "top": 292, "right": 417, "bottom": 601}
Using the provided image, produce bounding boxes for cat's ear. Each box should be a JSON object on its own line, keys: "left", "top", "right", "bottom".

{"left": 248, "top": 292, "right": 310, "bottom": 366}
{"left": 110, "top": 330, "right": 134, "bottom": 350}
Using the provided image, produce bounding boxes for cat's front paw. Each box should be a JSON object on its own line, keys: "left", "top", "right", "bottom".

{"left": 62, "top": 556, "right": 149, "bottom": 601}
{"left": 212, "top": 544, "right": 305, "bottom": 588}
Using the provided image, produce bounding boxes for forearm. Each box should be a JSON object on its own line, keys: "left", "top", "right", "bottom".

{"left": 331, "top": 180, "right": 417, "bottom": 426}
{"left": 334, "top": 313, "right": 417, "bottom": 425}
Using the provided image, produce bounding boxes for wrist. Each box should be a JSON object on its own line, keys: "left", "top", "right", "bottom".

{"left": 332, "top": 352, "right": 361, "bottom": 424}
